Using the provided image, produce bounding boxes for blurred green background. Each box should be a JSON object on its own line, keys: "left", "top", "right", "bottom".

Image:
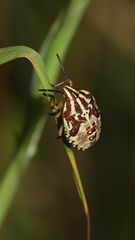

{"left": 1, "top": 0, "right": 135, "bottom": 239}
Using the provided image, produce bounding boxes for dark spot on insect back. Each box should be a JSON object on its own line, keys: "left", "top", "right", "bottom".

{"left": 69, "top": 124, "right": 80, "bottom": 136}
{"left": 86, "top": 125, "right": 96, "bottom": 135}
{"left": 65, "top": 100, "right": 71, "bottom": 116}
{"left": 79, "top": 97, "right": 88, "bottom": 109}
{"left": 89, "top": 133, "right": 97, "bottom": 141}
{"left": 78, "top": 114, "right": 87, "bottom": 121}
{"left": 74, "top": 99, "right": 82, "bottom": 113}
{"left": 91, "top": 106, "right": 100, "bottom": 118}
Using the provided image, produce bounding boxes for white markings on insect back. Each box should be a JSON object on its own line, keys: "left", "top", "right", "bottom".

{"left": 62, "top": 86, "right": 101, "bottom": 151}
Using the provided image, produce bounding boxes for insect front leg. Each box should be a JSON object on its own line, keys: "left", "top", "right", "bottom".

{"left": 53, "top": 102, "right": 64, "bottom": 139}
{"left": 39, "top": 90, "right": 55, "bottom": 104}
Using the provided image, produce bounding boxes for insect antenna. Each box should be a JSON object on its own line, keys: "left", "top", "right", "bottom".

{"left": 56, "top": 53, "right": 70, "bottom": 86}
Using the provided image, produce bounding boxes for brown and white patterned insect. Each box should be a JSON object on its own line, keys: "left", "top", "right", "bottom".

{"left": 40, "top": 54, "right": 101, "bottom": 151}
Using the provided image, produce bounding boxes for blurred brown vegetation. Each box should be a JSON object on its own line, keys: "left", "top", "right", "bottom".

{"left": 0, "top": 0, "right": 135, "bottom": 240}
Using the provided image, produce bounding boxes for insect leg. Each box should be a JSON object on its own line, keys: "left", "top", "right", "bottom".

{"left": 57, "top": 124, "right": 64, "bottom": 138}
{"left": 39, "top": 89, "right": 62, "bottom": 94}
{"left": 42, "top": 92, "right": 53, "bottom": 97}
{"left": 52, "top": 101, "right": 64, "bottom": 138}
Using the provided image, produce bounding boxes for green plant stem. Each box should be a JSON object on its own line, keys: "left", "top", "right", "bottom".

{"left": 64, "top": 144, "right": 90, "bottom": 240}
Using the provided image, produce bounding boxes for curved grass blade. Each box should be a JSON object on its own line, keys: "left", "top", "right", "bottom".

{"left": 0, "top": 46, "right": 51, "bottom": 91}
{"left": 0, "top": 0, "right": 91, "bottom": 238}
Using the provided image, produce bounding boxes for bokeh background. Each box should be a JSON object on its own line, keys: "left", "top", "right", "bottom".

{"left": 1, "top": 0, "right": 135, "bottom": 239}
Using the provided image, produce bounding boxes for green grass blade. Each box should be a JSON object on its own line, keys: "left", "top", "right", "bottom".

{"left": 0, "top": 110, "right": 46, "bottom": 225}
{"left": 32, "top": 0, "right": 90, "bottom": 89}
{"left": 0, "top": 0, "right": 91, "bottom": 238}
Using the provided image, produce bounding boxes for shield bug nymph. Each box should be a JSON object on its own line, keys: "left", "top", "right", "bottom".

{"left": 40, "top": 54, "right": 101, "bottom": 151}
